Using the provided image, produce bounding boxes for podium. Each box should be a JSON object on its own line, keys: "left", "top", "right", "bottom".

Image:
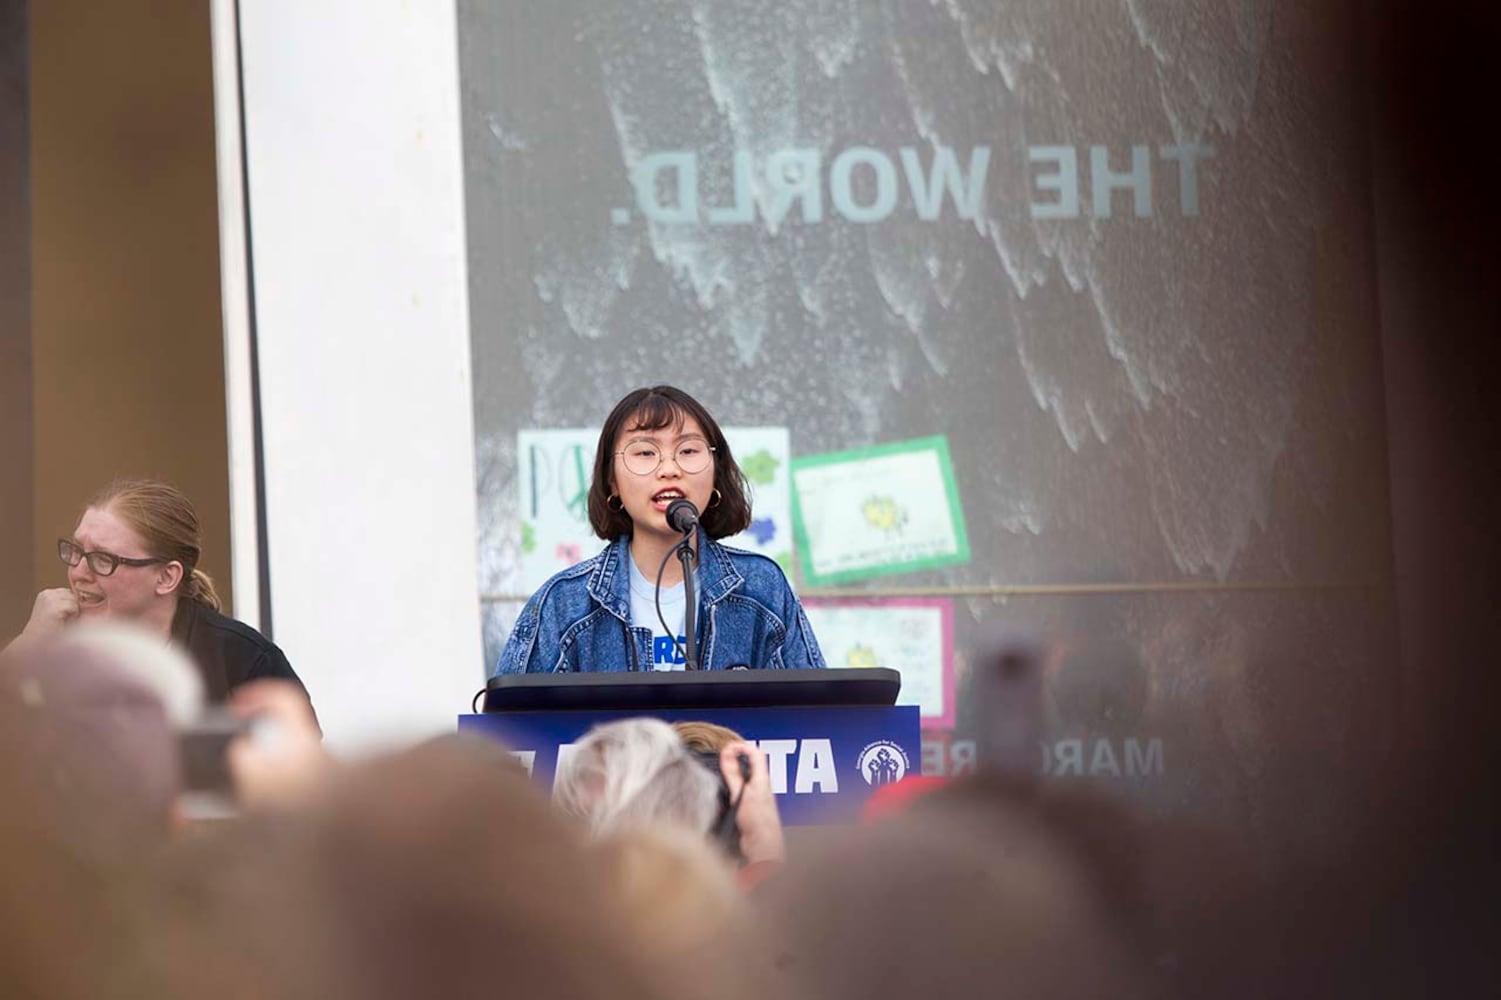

{"left": 458, "top": 669, "right": 921, "bottom": 825}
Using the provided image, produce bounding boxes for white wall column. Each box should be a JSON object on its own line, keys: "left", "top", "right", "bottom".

{"left": 224, "top": 0, "right": 482, "bottom": 752}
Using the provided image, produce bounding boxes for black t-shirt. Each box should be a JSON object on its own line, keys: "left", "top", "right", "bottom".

{"left": 169, "top": 599, "right": 307, "bottom": 705}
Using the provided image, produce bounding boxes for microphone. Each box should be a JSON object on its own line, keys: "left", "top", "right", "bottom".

{"left": 665, "top": 498, "right": 700, "bottom": 535}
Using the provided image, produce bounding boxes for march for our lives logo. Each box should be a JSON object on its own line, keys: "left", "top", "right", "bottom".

{"left": 857, "top": 740, "right": 909, "bottom": 786}
{"left": 653, "top": 636, "right": 687, "bottom": 666}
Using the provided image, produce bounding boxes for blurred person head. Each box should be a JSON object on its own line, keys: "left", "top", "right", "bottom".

{"left": 590, "top": 824, "right": 779, "bottom": 1000}
{"left": 757, "top": 776, "right": 1154, "bottom": 1000}
{"left": 0, "top": 624, "right": 203, "bottom": 998}
{"left": 0, "top": 621, "right": 203, "bottom": 845}
{"left": 145, "top": 735, "right": 678, "bottom": 1000}
{"left": 50, "top": 619, "right": 206, "bottom": 724}
{"left": 902, "top": 771, "right": 1271, "bottom": 1000}
{"left": 858, "top": 775, "right": 950, "bottom": 823}
{"left": 554, "top": 718, "right": 721, "bottom": 839}
{"left": 60, "top": 479, "right": 221, "bottom": 633}
{"left": 593, "top": 826, "right": 746, "bottom": 961}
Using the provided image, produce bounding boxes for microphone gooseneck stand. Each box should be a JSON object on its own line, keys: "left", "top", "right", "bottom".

{"left": 660, "top": 498, "right": 704, "bottom": 671}
{"left": 677, "top": 533, "right": 699, "bottom": 670}
{"left": 655, "top": 505, "right": 702, "bottom": 671}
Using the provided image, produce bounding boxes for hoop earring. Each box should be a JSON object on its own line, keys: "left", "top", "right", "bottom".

{"left": 606, "top": 494, "right": 624, "bottom": 512}
{"left": 707, "top": 488, "right": 723, "bottom": 510}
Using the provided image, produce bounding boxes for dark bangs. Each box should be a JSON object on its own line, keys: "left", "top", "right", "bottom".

{"left": 620, "top": 392, "right": 689, "bottom": 437}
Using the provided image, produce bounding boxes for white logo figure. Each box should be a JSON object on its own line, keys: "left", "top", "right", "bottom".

{"left": 857, "top": 741, "right": 909, "bottom": 786}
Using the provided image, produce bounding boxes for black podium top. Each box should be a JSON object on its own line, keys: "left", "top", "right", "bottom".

{"left": 481, "top": 668, "right": 901, "bottom": 713}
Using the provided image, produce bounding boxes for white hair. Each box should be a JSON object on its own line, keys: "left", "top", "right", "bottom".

{"left": 554, "top": 718, "right": 719, "bottom": 839}
{"left": 52, "top": 622, "right": 205, "bottom": 727}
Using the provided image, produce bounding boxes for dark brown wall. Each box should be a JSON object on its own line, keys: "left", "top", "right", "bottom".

{"left": 28, "top": 0, "right": 232, "bottom": 613}
{"left": 0, "top": 0, "right": 31, "bottom": 639}
{"left": 1363, "top": 0, "right": 1499, "bottom": 986}
{"left": 1370, "top": 0, "right": 1500, "bottom": 821}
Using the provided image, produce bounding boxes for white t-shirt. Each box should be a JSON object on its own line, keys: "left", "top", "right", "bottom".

{"left": 628, "top": 556, "right": 693, "bottom": 671}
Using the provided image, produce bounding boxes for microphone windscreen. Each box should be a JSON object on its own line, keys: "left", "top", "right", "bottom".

{"left": 665, "top": 499, "right": 700, "bottom": 534}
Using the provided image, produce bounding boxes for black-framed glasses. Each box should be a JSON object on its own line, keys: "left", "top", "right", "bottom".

{"left": 615, "top": 437, "right": 716, "bottom": 476}
{"left": 57, "top": 538, "right": 167, "bottom": 577}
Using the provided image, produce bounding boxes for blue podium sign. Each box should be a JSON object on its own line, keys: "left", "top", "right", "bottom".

{"left": 458, "top": 704, "right": 921, "bottom": 825}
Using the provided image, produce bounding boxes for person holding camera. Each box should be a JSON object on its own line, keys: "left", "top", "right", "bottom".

{"left": 8, "top": 479, "right": 309, "bottom": 707}
{"left": 553, "top": 718, "right": 786, "bottom": 881}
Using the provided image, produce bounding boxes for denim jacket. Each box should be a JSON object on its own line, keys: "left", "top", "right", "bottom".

{"left": 495, "top": 534, "right": 826, "bottom": 674}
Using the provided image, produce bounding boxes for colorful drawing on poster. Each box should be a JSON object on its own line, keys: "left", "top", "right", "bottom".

{"left": 790, "top": 436, "right": 969, "bottom": 586}
{"left": 516, "top": 429, "right": 600, "bottom": 594}
{"left": 803, "top": 597, "right": 955, "bottom": 728}
{"left": 517, "top": 427, "right": 792, "bottom": 593}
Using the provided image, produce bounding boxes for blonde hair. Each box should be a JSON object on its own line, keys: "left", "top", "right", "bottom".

{"left": 671, "top": 720, "right": 744, "bottom": 755}
{"left": 90, "top": 480, "right": 222, "bottom": 611}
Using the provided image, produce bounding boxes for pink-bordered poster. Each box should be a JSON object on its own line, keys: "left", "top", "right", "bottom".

{"left": 802, "top": 597, "right": 955, "bottom": 729}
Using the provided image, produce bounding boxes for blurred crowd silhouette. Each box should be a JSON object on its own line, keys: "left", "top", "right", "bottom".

{"left": 5, "top": 603, "right": 1494, "bottom": 999}
{"left": 0, "top": 624, "right": 1172, "bottom": 1000}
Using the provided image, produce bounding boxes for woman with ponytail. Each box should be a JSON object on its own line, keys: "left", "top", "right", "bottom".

{"left": 13, "top": 480, "right": 306, "bottom": 703}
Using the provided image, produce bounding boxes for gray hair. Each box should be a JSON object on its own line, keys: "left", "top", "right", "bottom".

{"left": 553, "top": 718, "right": 719, "bottom": 838}
{"left": 53, "top": 622, "right": 205, "bottom": 727}
{"left": 1, "top": 621, "right": 205, "bottom": 845}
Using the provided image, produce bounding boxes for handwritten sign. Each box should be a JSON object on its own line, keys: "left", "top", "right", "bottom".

{"left": 791, "top": 436, "right": 970, "bottom": 586}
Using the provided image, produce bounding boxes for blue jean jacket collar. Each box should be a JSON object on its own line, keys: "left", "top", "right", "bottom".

{"left": 585, "top": 532, "right": 743, "bottom": 620}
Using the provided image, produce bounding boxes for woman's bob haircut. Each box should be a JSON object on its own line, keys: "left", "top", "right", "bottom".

{"left": 586, "top": 386, "right": 752, "bottom": 542}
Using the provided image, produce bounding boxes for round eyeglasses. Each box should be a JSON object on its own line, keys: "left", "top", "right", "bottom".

{"left": 615, "top": 438, "right": 716, "bottom": 477}
{"left": 57, "top": 538, "right": 167, "bottom": 577}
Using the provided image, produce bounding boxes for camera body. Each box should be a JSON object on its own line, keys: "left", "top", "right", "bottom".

{"left": 176, "top": 709, "right": 253, "bottom": 819}
{"left": 691, "top": 749, "right": 752, "bottom": 862}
